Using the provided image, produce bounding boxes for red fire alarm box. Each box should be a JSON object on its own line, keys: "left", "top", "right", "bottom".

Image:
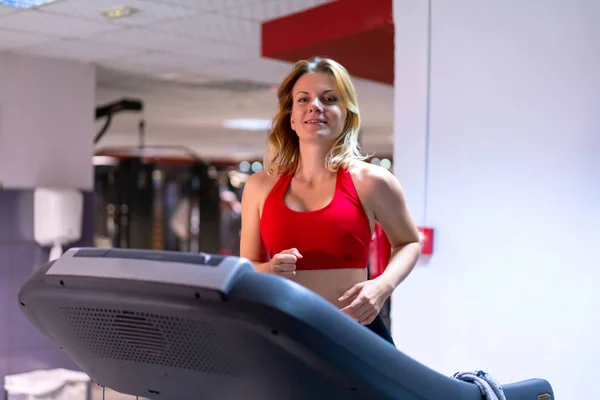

{"left": 417, "top": 227, "right": 434, "bottom": 255}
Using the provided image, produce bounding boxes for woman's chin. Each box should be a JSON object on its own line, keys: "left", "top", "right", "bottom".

{"left": 299, "top": 133, "right": 331, "bottom": 143}
{"left": 298, "top": 127, "right": 335, "bottom": 139}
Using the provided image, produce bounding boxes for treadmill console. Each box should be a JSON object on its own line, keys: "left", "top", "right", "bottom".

{"left": 73, "top": 248, "right": 225, "bottom": 266}
{"left": 45, "top": 247, "right": 254, "bottom": 296}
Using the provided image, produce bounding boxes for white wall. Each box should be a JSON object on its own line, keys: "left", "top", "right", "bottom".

{"left": 391, "top": 1, "right": 600, "bottom": 399}
{"left": 0, "top": 53, "right": 95, "bottom": 190}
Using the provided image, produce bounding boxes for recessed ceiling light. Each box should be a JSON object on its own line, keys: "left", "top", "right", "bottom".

{"left": 222, "top": 119, "right": 272, "bottom": 131}
{"left": 99, "top": 5, "right": 140, "bottom": 19}
{"left": 0, "top": 0, "right": 59, "bottom": 9}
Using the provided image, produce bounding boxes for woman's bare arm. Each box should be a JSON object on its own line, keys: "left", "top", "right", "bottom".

{"left": 239, "top": 172, "right": 272, "bottom": 273}
{"left": 368, "top": 165, "right": 421, "bottom": 291}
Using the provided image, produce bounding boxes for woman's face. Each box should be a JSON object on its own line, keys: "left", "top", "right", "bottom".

{"left": 290, "top": 72, "right": 347, "bottom": 144}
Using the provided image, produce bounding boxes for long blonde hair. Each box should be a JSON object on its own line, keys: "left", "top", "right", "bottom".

{"left": 264, "top": 56, "right": 366, "bottom": 176}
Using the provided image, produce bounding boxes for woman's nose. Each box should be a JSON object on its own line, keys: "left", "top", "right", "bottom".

{"left": 309, "top": 99, "right": 324, "bottom": 112}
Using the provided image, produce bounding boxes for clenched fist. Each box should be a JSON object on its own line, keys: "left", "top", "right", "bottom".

{"left": 269, "top": 248, "right": 303, "bottom": 279}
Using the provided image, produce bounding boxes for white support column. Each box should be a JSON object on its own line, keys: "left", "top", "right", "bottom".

{"left": 0, "top": 53, "right": 95, "bottom": 190}
{"left": 392, "top": 0, "right": 430, "bottom": 227}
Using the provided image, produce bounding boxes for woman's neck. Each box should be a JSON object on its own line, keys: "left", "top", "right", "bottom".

{"left": 294, "top": 142, "right": 332, "bottom": 184}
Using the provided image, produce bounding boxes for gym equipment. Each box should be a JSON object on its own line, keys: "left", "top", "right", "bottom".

{"left": 18, "top": 248, "right": 554, "bottom": 400}
{"left": 94, "top": 153, "right": 221, "bottom": 253}
{"left": 93, "top": 98, "right": 225, "bottom": 254}
{"left": 94, "top": 98, "right": 144, "bottom": 146}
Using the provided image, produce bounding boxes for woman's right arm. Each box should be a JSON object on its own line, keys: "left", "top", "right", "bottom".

{"left": 239, "top": 172, "right": 273, "bottom": 274}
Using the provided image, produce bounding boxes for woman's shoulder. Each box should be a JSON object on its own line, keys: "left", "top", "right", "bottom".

{"left": 347, "top": 160, "right": 396, "bottom": 192}
{"left": 245, "top": 170, "right": 281, "bottom": 189}
{"left": 347, "top": 160, "right": 409, "bottom": 218}
{"left": 346, "top": 160, "right": 404, "bottom": 210}
{"left": 243, "top": 170, "right": 284, "bottom": 203}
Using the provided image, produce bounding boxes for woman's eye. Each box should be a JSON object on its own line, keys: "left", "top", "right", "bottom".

{"left": 324, "top": 97, "right": 337, "bottom": 103}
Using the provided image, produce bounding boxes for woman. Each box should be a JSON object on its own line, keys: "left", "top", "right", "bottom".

{"left": 239, "top": 56, "right": 421, "bottom": 345}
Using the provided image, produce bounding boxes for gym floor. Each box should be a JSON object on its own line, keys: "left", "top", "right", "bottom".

{"left": 91, "top": 385, "right": 149, "bottom": 400}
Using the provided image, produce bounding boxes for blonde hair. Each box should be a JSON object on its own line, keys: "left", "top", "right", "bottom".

{"left": 264, "top": 56, "right": 366, "bottom": 176}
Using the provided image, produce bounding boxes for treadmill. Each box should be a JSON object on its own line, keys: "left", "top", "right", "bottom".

{"left": 18, "top": 248, "right": 554, "bottom": 400}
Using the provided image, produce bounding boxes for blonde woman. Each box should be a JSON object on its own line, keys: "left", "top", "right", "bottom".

{"left": 240, "top": 56, "right": 421, "bottom": 345}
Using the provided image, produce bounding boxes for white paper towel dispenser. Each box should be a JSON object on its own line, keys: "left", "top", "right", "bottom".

{"left": 34, "top": 188, "right": 83, "bottom": 261}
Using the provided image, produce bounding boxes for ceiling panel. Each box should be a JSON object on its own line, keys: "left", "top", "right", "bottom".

{"left": 141, "top": 0, "right": 266, "bottom": 12}
{"left": 0, "top": 9, "right": 118, "bottom": 37}
{"left": 99, "top": 51, "right": 212, "bottom": 75}
{"left": 96, "top": 63, "right": 175, "bottom": 80}
{"left": 149, "top": 11, "right": 260, "bottom": 47}
{"left": 0, "top": 5, "right": 20, "bottom": 16}
{"left": 0, "top": 28, "right": 56, "bottom": 51}
{"left": 97, "top": 68, "right": 220, "bottom": 94}
{"left": 42, "top": 0, "right": 199, "bottom": 26}
{"left": 88, "top": 27, "right": 258, "bottom": 62}
{"left": 178, "top": 40, "right": 260, "bottom": 61}
{"left": 194, "top": 56, "right": 293, "bottom": 85}
{"left": 245, "top": 57, "right": 294, "bottom": 77}
{"left": 90, "top": 26, "right": 198, "bottom": 50}
{"left": 220, "top": 0, "right": 334, "bottom": 22}
{"left": 17, "top": 38, "right": 144, "bottom": 62}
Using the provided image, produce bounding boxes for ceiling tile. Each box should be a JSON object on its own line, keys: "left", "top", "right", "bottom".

{"left": 0, "top": 10, "right": 118, "bottom": 37}
{"left": 191, "top": 57, "right": 293, "bottom": 84}
{"left": 140, "top": 0, "right": 264, "bottom": 12}
{"left": 97, "top": 67, "right": 220, "bottom": 96}
{"left": 0, "top": 28, "right": 56, "bottom": 50}
{"left": 96, "top": 60, "right": 173, "bottom": 79}
{"left": 179, "top": 39, "right": 260, "bottom": 61}
{"left": 0, "top": 5, "right": 20, "bottom": 17}
{"left": 16, "top": 38, "right": 145, "bottom": 62}
{"left": 90, "top": 26, "right": 259, "bottom": 61}
{"left": 90, "top": 27, "right": 188, "bottom": 50}
{"left": 99, "top": 51, "right": 211, "bottom": 74}
{"left": 179, "top": 61, "right": 246, "bottom": 80}
{"left": 246, "top": 57, "right": 294, "bottom": 77}
{"left": 149, "top": 12, "right": 260, "bottom": 47}
{"left": 42, "top": 0, "right": 199, "bottom": 26}
{"left": 219, "top": 0, "right": 335, "bottom": 22}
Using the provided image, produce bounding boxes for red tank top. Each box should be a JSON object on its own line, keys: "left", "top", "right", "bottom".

{"left": 260, "top": 168, "right": 372, "bottom": 271}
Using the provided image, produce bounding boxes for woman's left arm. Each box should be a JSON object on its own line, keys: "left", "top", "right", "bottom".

{"left": 339, "top": 166, "right": 421, "bottom": 324}
{"left": 370, "top": 167, "right": 421, "bottom": 292}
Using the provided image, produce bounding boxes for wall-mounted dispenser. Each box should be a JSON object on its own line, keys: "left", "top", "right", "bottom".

{"left": 34, "top": 188, "right": 83, "bottom": 261}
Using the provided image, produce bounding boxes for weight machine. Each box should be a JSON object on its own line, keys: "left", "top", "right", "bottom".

{"left": 94, "top": 98, "right": 221, "bottom": 254}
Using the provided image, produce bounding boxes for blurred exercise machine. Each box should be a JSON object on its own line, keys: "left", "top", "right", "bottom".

{"left": 93, "top": 98, "right": 221, "bottom": 254}
{"left": 18, "top": 248, "right": 555, "bottom": 400}
{"left": 94, "top": 151, "right": 221, "bottom": 253}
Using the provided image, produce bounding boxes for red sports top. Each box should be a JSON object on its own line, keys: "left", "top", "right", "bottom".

{"left": 260, "top": 168, "right": 372, "bottom": 270}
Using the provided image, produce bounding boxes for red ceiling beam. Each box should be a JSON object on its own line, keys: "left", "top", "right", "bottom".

{"left": 261, "top": 0, "right": 394, "bottom": 85}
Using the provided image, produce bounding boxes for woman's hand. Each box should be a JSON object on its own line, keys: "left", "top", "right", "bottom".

{"left": 338, "top": 278, "right": 393, "bottom": 325}
{"left": 269, "top": 248, "right": 303, "bottom": 279}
